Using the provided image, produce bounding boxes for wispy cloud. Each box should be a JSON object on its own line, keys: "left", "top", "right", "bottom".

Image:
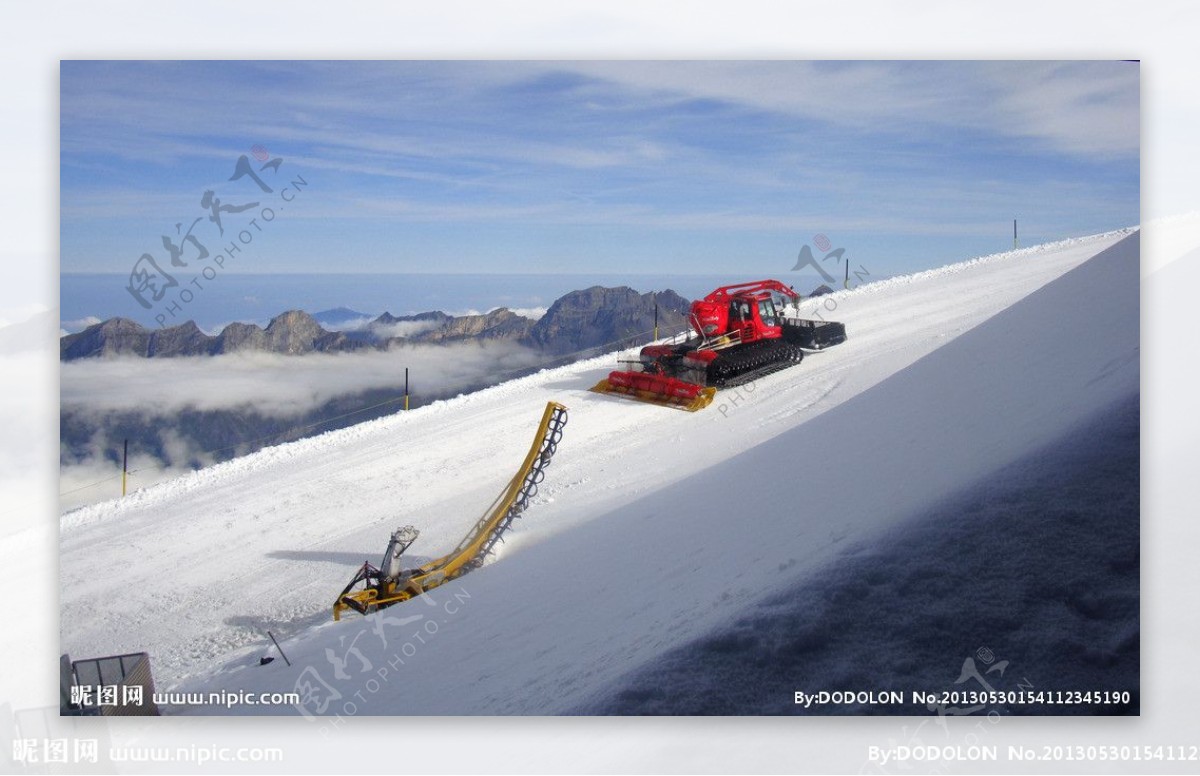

{"left": 557, "top": 60, "right": 1139, "bottom": 158}
{"left": 58, "top": 340, "right": 553, "bottom": 511}
{"left": 60, "top": 61, "right": 1139, "bottom": 276}
{"left": 60, "top": 342, "right": 546, "bottom": 416}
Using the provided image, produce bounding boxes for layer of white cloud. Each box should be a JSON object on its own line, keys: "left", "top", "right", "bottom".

{"left": 506, "top": 306, "right": 547, "bottom": 321}
{"left": 60, "top": 342, "right": 547, "bottom": 417}
{"left": 370, "top": 319, "right": 444, "bottom": 339}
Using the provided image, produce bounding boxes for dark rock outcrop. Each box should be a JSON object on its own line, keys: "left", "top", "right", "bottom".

{"left": 409, "top": 308, "right": 534, "bottom": 345}
{"left": 147, "top": 321, "right": 215, "bottom": 357}
{"left": 374, "top": 310, "right": 452, "bottom": 327}
{"left": 63, "top": 310, "right": 358, "bottom": 359}
{"left": 525, "top": 287, "right": 690, "bottom": 356}
{"left": 61, "top": 317, "right": 152, "bottom": 359}
{"left": 365, "top": 309, "right": 533, "bottom": 345}
{"left": 262, "top": 310, "right": 345, "bottom": 354}
{"left": 213, "top": 321, "right": 266, "bottom": 353}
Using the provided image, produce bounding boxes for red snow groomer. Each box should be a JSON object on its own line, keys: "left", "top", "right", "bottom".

{"left": 591, "top": 279, "right": 847, "bottom": 411}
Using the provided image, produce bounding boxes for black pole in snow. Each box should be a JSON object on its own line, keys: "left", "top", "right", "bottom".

{"left": 122, "top": 439, "right": 128, "bottom": 497}
{"left": 404, "top": 367, "right": 410, "bottom": 411}
{"left": 1014, "top": 219, "right": 1018, "bottom": 249}
{"left": 267, "top": 630, "right": 291, "bottom": 666}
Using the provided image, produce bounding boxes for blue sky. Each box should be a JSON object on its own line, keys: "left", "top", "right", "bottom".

{"left": 60, "top": 60, "right": 1139, "bottom": 278}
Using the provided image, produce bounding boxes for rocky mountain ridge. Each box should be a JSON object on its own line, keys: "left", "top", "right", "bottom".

{"left": 60, "top": 286, "right": 692, "bottom": 360}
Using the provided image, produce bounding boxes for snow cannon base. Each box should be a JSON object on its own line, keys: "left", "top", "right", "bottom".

{"left": 591, "top": 372, "right": 717, "bottom": 412}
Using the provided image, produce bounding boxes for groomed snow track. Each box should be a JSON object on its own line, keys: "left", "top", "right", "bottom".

{"left": 60, "top": 229, "right": 1140, "bottom": 714}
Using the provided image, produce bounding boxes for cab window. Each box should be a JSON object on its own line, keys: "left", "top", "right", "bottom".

{"left": 758, "top": 300, "right": 778, "bottom": 327}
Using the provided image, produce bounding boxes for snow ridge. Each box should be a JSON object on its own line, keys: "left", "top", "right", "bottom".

{"left": 61, "top": 229, "right": 1138, "bottom": 705}
{"left": 803, "top": 226, "right": 1139, "bottom": 306}
{"left": 62, "top": 227, "right": 1133, "bottom": 529}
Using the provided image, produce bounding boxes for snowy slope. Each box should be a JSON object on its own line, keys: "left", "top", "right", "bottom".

{"left": 60, "top": 229, "right": 1139, "bottom": 714}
